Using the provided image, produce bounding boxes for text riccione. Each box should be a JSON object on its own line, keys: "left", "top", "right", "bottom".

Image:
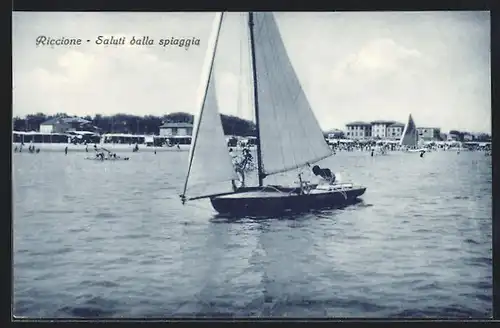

{"left": 35, "top": 36, "right": 82, "bottom": 46}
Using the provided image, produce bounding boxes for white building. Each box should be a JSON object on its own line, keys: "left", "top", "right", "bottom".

{"left": 386, "top": 122, "right": 405, "bottom": 140}
{"left": 370, "top": 120, "right": 395, "bottom": 139}
{"left": 159, "top": 122, "right": 193, "bottom": 137}
{"left": 345, "top": 122, "right": 372, "bottom": 140}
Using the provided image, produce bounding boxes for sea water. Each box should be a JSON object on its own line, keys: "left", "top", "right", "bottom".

{"left": 12, "top": 150, "right": 492, "bottom": 318}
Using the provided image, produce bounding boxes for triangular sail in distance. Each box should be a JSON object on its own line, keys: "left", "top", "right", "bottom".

{"left": 182, "top": 12, "right": 238, "bottom": 201}
{"left": 251, "top": 12, "right": 333, "bottom": 177}
{"left": 399, "top": 113, "right": 418, "bottom": 147}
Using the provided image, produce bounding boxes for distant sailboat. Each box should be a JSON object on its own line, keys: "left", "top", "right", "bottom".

{"left": 180, "top": 12, "right": 366, "bottom": 217}
{"left": 400, "top": 113, "right": 426, "bottom": 154}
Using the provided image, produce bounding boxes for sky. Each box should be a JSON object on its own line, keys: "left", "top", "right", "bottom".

{"left": 12, "top": 11, "right": 491, "bottom": 133}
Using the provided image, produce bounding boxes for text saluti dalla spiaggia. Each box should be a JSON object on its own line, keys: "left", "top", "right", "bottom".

{"left": 35, "top": 35, "right": 201, "bottom": 49}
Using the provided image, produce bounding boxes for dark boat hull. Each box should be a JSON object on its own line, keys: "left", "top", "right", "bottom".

{"left": 210, "top": 184, "right": 366, "bottom": 217}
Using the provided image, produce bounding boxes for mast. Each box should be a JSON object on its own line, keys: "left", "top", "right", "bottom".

{"left": 248, "top": 12, "right": 266, "bottom": 187}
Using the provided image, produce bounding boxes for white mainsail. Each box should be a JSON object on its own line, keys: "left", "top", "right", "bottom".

{"left": 399, "top": 114, "right": 418, "bottom": 147}
{"left": 252, "top": 13, "right": 333, "bottom": 176}
{"left": 182, "top": 13, "right": 238, "bottom": 200}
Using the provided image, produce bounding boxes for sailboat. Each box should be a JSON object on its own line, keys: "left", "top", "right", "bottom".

{"left": 399, "top": 114, "right": 426, "bottom": 153}
{"left": 180, "top": 12, "right": 366, "bottom": 217}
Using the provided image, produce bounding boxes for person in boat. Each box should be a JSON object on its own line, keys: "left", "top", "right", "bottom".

{"left": 242, "top": 147, "right": 253, "bottom": 160}
{"left": 231, "top": 166, "right": 245, "bottom": 191}
{"left": 240, "top": 147, "right": 253, "bottom": 170}
{"left": 229, "top": 147, "right": 238, "bottom": 164}
{"left": 229, "top": 148, "right": 246, "bottom": 190}
{"left": 311, "top": 165, "right": 336, "bottom": 184}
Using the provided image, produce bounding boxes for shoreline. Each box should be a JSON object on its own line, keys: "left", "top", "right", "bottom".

{"left": 12, "top": 143, "right": 190, "bottom": 152}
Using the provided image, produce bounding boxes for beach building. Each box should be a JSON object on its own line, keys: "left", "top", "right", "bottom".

{"left": 345, "top": 122, "right": 372, "bottom": 140}
{"left": 417, "top": 127, "right": 441, "bottom": 141}
{"left": 39, "top": 117, "right": 92, "bottom": 134}
{"left": 327, "top": 129, "right": 345, "bottom": 139}
{"left": 447, "top": 132, "right": 460, "bottom": 141}
{"left": 159, "top": 122, "right": 193, "bottom": 137}
{"left": 370, "top": 120, "right": 396, "bottom": 139}
{"left": 386, "top": 122, "right": 405, "bottom": 140}
{"left": 463, "top": 133, "right": 474, "bottom": 141}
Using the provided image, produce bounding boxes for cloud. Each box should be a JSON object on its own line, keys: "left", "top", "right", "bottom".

{"left": 13, "top": 38, "right": 201, "bottom": 116}
{"left": 332, "top": 38, "right": 423, "bottom": 81}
